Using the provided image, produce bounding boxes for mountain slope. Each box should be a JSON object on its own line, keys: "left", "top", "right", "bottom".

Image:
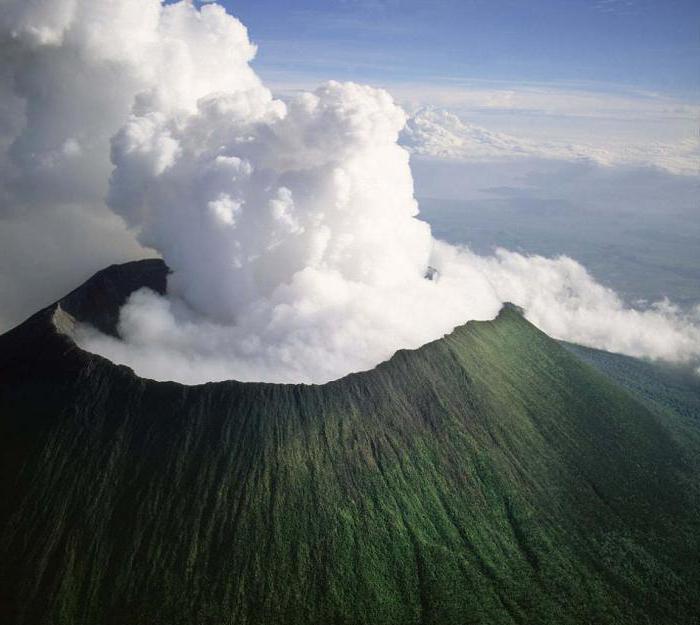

{"left": 563, "top": 342, "right": 700, "bottom": 428}
{"left": 1, "top": 260, "right": 699, "bottom": 625}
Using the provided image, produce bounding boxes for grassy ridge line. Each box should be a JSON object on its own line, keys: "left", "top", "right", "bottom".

{"left": 1, "top": 273, "right": 699, "bottom": 623}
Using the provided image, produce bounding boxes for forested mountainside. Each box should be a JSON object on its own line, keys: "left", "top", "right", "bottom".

{"left": 1, "top": 260, "right": 699, "bottom": 625}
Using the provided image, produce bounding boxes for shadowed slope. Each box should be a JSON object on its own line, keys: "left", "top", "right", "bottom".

{"left": 1, "top": 260, "right": 699, "bottom": 625}
{"left": 563, "top": 342, "right": 700, "bottom": 428}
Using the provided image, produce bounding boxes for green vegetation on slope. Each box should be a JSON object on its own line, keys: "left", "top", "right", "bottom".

{"left": 563, "top": 342, "right": 700, "bottom": 428}
{"left": 1, "top": 261, "right": 699, "bottom": 625}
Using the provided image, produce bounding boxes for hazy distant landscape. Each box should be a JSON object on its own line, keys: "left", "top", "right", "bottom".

{"left": 414, "top": 158, "right": 700, "bottom": 307}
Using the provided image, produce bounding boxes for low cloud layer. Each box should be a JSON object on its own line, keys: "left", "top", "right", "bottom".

{"left": 2, "top": 0, "right": 699, "bottom": 384}
{"left": 75, "top": 245, "right": 700, "bottom": 384}
{"left": 401, "top": 107, "right": 699, "bottom": 175}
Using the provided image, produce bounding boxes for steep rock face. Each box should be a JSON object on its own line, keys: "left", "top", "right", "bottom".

{"left": 1, "top": 260, "right": 699, "bottom": 625}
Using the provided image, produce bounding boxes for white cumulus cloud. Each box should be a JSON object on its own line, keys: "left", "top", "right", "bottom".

{"left": 1, "top": 0, "right": 699, "bottom": 383}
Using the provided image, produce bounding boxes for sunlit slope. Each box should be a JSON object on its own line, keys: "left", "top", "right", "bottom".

{"left": 1, "top": 261, "right": 699, "bottom": 625}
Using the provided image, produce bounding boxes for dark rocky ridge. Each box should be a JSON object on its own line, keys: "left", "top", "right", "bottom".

{"left": 55, "top": 257, "right": 169, "bottom": 337}
{"left": 1, "top": 260, "right": 699, "bottom": 624}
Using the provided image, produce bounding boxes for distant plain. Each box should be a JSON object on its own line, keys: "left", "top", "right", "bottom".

{"left": 414, "top": 157, "right": 700, "bottom": 307}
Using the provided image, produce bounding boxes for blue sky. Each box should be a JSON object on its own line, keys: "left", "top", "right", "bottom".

{"left": 210, "top": 0, "right": 700, "bottom": 98}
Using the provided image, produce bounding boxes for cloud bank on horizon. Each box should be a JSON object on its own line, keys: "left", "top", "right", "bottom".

{"left": 401, "top": 107, "right": 699, "bottom": 176}
{"left": 1, "top": 0, "right": 699, "bottom": 383}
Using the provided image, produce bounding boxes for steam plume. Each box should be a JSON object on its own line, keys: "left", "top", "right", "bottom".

{"left": 2, "top": 0, "right": 699, "bottom": 383}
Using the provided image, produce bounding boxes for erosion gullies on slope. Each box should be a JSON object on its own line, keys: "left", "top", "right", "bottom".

{"left": 1, "top": 260, "right": 700, "bottom": 625}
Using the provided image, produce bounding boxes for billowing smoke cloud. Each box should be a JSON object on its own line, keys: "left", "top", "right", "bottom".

{"left": 2, "top": 0, "right": 700, "bottom": 383}
{"left": 470, "top": 250, "right": 700, "bottom": 363}
{"left": 74, "top": 243, "right": 700, "bottom": 384}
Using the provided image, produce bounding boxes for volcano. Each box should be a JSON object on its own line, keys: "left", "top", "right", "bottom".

{"left": 1, "top": 259, "right": 699, "bottom": 625}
